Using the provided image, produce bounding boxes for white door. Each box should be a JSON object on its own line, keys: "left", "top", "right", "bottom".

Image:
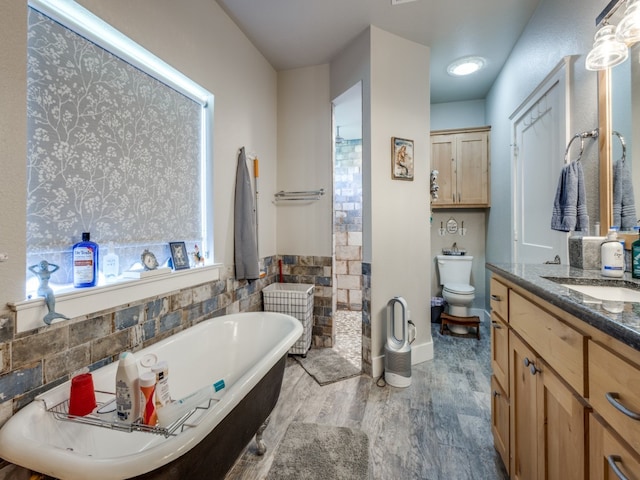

{"left": 512, "top": 61, "right": 570, "bottom": 264}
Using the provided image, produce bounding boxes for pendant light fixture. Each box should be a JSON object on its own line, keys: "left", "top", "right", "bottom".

{"left": 335, "top": 125, "right": 344, "bottom": 144}
{"left": 616, "top": 0, "right": 640, "bottom": 45}
{"left": 585, "top": 24, "right": 629, "bottom": 71}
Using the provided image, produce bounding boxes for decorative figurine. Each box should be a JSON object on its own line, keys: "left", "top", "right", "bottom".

{"left": 141, "top": 249, "right": 159, "bottom": 270}
{"left": 192, "top": 244, "right": 205, "bottom": 267}
{"left": 28, "top": 260, "right": 69, "bottom": 325}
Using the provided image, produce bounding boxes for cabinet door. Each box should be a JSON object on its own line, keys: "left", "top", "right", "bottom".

{"left": 492, "top": 375, "right": 510, "bottom": 475}
{"left": 539, "top": 358, "right": 586, "bottom": 480}
{"left": 510, "top": 331, "right": 538, "bottom": 480}
{"left": 491, "top": 313, "right": 509, "bottom": 391}
{"left": 456, "top": 131, "right": 489, "bottom": 206}
{"left": 590, "top": 413, "right": 640, "bottom": 480}
{"left": 431, "top": 134, "right": 456, "bottom": 206}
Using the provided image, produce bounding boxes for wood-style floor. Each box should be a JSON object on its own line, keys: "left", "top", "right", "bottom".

{"left": 225, "top": 321, "right": 509, "bottom": 480}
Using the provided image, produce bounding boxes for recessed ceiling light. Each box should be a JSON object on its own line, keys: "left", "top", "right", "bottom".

{"left": 391, "top": 0, "right": 417, "bottom": 5}
{"left": 447, "top": 56, "right": 487, "bottom": 76}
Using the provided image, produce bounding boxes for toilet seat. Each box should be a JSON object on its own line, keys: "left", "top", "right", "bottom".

{"left": 443, "top": 283, "right": 475, "bottom": 295}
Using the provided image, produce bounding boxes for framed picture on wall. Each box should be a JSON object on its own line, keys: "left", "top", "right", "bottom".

{"left": 169, "top": 241, "right": 190, "bottom": 270}
{"left": 391, "top": 137, "right": 414, "bottom": 180}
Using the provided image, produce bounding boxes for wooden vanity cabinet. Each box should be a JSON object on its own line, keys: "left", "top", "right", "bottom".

{"left": 490, "top": 275, "right": 587, "bottom": 479}
{"left": 430, "top": 127, "right": 490, "bottom": 208}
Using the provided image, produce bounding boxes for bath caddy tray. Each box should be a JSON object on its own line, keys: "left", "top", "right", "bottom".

{"left": 47, "top": 390, "right": 216, "bottom": 438}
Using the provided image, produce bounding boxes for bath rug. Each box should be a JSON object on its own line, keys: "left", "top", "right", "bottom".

{"left": 294, "top": 348, "right": 361, "bottom": 385}
{"left": 266, "top": 422, "right": 371, "bottom": 480}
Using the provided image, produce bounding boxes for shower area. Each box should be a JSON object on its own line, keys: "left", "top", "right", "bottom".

{"left": 332, "top": 83, "right": 363, "bottom": 370}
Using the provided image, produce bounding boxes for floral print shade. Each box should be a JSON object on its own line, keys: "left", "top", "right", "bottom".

{"left": 26, "top": 8, "right": 203, "bottom": 282}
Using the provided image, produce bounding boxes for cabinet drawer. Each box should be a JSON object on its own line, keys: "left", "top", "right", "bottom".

{"left": 491, "top": 375, "right": 510, "bottom": 476}
{"left": 490, "top": 277, "right": 509, "bottom": 321}
{"left": 509, "top": 292, "right": 586, "bottom": 396}
{"left": 590, "top": 340, "right": 640, "bottom": 457}
{"left": 590, "top": 413, "right": 640, "bottom": 480}
{"left": 491, "top": 313, "right": 509, "bottom": 391}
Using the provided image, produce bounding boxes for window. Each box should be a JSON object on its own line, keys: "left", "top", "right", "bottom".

{"left": 26, "top": 0, "right": 213, "bottom": 292}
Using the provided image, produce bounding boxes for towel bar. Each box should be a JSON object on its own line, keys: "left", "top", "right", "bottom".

{"left": 273, "top": 189, "right": 325, "bottom": 203}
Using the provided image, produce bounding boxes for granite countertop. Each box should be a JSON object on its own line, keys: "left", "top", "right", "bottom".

{"left": 486, "top": 262, "right": 640, "bottom": 352}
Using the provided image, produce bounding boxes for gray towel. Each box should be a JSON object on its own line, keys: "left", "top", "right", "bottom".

{"left": 613, "top": 158, "right": 637, "bottom": 230}
{"left": 234, "top": 147, "right": 260, "bottom": 280}
{"left": 551, "top": 161, "right": 588, "bottom": 232}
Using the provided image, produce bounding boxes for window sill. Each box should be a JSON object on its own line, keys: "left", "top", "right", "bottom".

{"left": 10, "top": 265, "right": 221, "bottom": 333}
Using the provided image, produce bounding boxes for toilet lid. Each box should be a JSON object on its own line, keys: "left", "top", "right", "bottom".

{"left": 443, "top": 283, "right": 475, "bottom": 295}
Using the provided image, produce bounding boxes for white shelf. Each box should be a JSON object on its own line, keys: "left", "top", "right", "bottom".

{"left": 10, "top": 265, "right": 221, "bottom": 333}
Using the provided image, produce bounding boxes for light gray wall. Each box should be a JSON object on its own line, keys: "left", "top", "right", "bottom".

{"left": 486, "top": 0, "right": 602, "bottom": 262}
{"left": 431, "top": 100, "right": 486, "bottom": 131}
{"left": 485, "top": 0, "right": 603, "bottom": 307}
{"left": 0, "top": 0, "right": 278, "bottom": 314}
{"left": 276, "top": 65, "right": 332, "bottom": 256}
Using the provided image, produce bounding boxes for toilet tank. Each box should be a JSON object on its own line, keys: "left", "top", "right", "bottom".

{"left": 436, "top": 255, "right": 474, "bottom": 285}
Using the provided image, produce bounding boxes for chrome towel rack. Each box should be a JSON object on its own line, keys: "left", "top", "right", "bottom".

{"left": 273, "top": 188, "right": 325, "bottom": 203}
{"left": 564, "top": 129, "right": 598, "bottom": 163}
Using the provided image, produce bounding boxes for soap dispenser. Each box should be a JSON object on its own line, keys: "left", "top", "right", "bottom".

{"left": 601, "top": 229, "right": 625, "bottom": 278}
{"left": 632, "top": 228, "right": 640, "bottom": 279}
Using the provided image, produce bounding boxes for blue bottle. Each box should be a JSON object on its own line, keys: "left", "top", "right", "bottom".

{"left": 73, "top": 232, "right": 99, "bottom": 287}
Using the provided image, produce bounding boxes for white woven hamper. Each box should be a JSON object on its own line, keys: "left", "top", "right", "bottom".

{"left": 263, "top": 283, "right": 314, "bottom": 355}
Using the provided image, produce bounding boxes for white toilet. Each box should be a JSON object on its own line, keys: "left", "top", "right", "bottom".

{"left": 436, "top": 255, "right": 475, "bottom": 333}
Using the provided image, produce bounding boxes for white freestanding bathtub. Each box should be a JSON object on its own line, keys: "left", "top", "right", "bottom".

{"left": 0, "top": 311, "right": 302, "bottom": 480}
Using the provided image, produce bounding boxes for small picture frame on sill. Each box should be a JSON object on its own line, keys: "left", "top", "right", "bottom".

{"left": 169, "top": 242, "right": 190, "bottom": 270}
{"left": 391, "top": 137, "right": 414, "bottom": 180}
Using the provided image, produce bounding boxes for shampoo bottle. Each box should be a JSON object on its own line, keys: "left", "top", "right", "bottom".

{"left": 115, "top": 352, "right": 141, "bottom": 423}
{"left": 632, "top": 228, "right": 640, "bottom": 279}
{"left": 151, "top": 361, "right": 171, "bottom": 408}
{"left": 73, "top": 232, "right": 98, "bottom": 287}
{"left": 139, "top": 371, "right": 158, "bottom": 426}
{"left": 601, "top": 229, "right": 625, "bottom": 278}
{"left": 103, "top": 242, "right": 119, "bottom": 283}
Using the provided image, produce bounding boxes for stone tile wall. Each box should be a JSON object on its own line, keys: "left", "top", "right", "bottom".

{"left": 362, "top": 262, "right": 372, "bottom": 376}
{"left": 334, "top": 139, "right": 363, "bottom": 311}
{"left": 278, "top": 255, "right": 333, "bottom": 347}
{"left": 0, "top": 254, "right": 334, "bottom": 425}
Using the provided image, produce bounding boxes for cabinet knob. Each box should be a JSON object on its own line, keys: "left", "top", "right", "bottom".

{"left": 606, "top": 392, "right": 640, "bottom": 421}
{"left": 492, "top": 390, "right": 501, "bottom": 398}
{"left": 523, "top": 357, "right": 540, "bottom": 375}
{"left": 491, "top": 294, "right": 502, "bottom": 302}
{"left": 607, "top": 455, "right": 630, "bottom": 480}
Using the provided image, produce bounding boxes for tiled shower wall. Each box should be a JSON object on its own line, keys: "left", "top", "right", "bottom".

{"left": 362, "top": 262, "right": 372, "bottom": 376}
{"left": 334, "top": 139, "right": 363, "bottom": 311}
{"left": 0, "top": 254, "right": 333, "bottom": 425}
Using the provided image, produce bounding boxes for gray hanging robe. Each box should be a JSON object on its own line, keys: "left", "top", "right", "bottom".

{"left": 234, "top": 147, "right": 260, "bottom": 280}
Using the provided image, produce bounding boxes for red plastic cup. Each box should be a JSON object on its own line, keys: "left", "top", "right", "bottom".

{"left": 68, "top": 373, "right": 96, "bottom": 417}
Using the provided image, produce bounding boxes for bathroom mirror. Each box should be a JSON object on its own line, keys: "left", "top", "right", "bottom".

{"left": 600, "top": 3, "right": 640, "bottom": 236}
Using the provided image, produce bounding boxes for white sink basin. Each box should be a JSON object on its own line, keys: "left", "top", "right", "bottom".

{"left": 562, "top": 284, "right": 640, "bottom": 303}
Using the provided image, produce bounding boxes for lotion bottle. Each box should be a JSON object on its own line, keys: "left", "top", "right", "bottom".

{"left": 103, "top": 242, "right": 119, "bottom": 283}
{"left": 115, "top": 352, "right": 141, "bottom": 423}
{"left": 601, "top": 229, "right": 625, "bottom": 278}
{"left": 73, "top": 232, "right": 98, "bottom": 287}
